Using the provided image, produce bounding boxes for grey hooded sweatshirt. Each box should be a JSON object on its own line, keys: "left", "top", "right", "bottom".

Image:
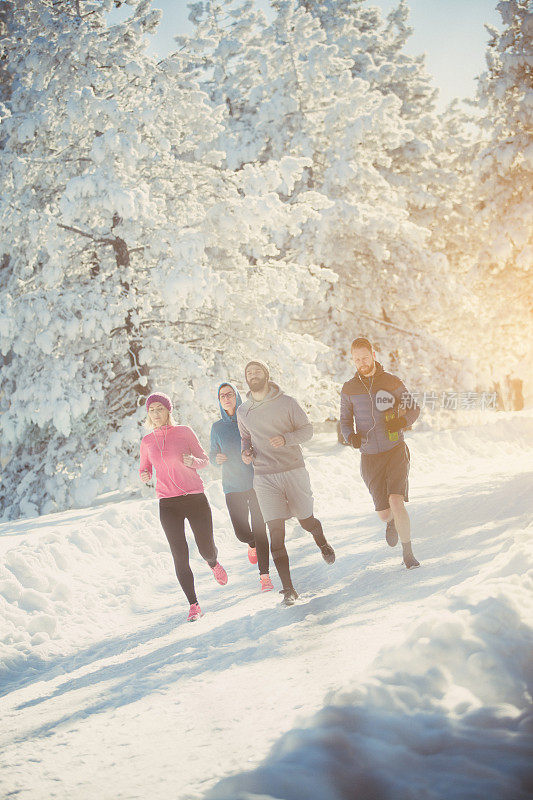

{"left": 236, "top": 381, "right": 313, "bottom": 475}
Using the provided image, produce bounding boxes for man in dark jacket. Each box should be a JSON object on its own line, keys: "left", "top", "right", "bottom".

{"left": 340, "top": 337, "right": 421, "bottom": 569}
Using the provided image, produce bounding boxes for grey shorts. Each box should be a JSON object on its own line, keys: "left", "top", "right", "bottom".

{"left": 360, "top": 442, "right": 410, "bottom": 512}
{"left": 253, "top": 467, "right": 314, "bottom": 523}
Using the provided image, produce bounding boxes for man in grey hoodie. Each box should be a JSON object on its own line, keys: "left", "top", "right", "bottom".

{"left": 237, "top": 360, "right": 335, "bottom": 605}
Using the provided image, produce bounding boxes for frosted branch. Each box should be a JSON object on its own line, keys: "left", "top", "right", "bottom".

{"left": 338, "top": 306, "right": 421, "bottom": 338}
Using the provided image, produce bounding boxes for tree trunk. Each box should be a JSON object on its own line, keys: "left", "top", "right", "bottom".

{"left": 492, "top": 377, "right": 524, "bottom": 411}
{"left": 111, "top": 235, "right": 151, "bottom": 410}
{"left": 0, "top": 1, "right": 14, "bottom": 103}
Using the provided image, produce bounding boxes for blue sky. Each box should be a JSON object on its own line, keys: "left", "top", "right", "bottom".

{"left": 108, "top": 0, "right": 501, "bottom": 110}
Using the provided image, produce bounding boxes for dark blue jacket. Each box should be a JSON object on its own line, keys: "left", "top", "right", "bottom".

{"left": 210, "top": 383, "right": 254, "bottom": 494}
{"left": 340, "top": 362, "right": 420, "bottom": 455}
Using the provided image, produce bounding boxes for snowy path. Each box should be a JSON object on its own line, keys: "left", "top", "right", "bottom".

{"left": 1, "top": 414, "right": 532, "bottom": 799}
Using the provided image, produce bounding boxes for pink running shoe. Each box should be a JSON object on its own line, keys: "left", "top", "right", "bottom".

{"left": 187, "top": 603, "right": 203, "bottom": 622}
{"left": 211, "top": 562, "right": 228, "bottom": 585}
{"left": 260, "top": 574, "right": 274, "bottom": 592}
{"left": 248, "top": 546, "right": 258, "bottom": 564}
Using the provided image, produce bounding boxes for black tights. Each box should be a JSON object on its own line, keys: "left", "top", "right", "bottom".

{"left": 267, "top": 515, "right": 327, "bottom": 590}
{"left": 159, "top": 493, "right": 218, "bottom": 605}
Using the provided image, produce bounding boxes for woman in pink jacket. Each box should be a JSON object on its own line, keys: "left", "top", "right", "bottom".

{"left": 139, "top": 392, "right": 228, "bottom": 622}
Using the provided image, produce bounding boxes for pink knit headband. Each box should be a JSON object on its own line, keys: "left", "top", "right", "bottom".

{"left": 145, "top": 392, "right": 172, "bottom": 413}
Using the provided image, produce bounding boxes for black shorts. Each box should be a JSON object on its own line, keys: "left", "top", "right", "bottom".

{"left": 360, "top": 442, "right": 410, "bottom": 512}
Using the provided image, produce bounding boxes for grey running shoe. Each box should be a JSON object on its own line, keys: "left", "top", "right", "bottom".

{"left": 403, "top": 552, "right": 420, "bottom": 569}
{"left": 320, "top": 543, "right": 336, "bottom": 564}
{"left": 401, "top": 541, "right": 420, "bottom": 569}
{"left": 279, "top": 588, "right": 299, "bottom": 606}
{"left": 386, "top": 519, "right": 399, "bottom": 547}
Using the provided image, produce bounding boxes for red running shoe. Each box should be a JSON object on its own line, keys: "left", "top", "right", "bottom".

{"left": 260, "top": 574, "right": 274, "bottom": 592}
{"left": 211, "top": 562, "right": 228, "bottom": 585}
{"left": 187, "top": 603, "right": 203, "bottom": 622}
{"left": 248, "top": 546, "right": 258, "bottom": 564}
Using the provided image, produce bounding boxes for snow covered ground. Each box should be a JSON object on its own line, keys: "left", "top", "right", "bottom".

{"left": 1, "top": 412, "right": 532, "bottom": 800}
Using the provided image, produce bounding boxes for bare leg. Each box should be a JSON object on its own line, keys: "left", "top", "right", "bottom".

{"left": 388, "top": 494, "right": 410, "bottom": 543}
{"left": 378, "top": 496, "right": 419, "bottom": 568}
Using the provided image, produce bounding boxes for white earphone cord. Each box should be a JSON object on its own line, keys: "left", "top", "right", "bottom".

{"left": 358, "top": 373, "right": 377, "bottom": 448}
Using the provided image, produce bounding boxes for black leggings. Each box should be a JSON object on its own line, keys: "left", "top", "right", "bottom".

{"left": 159, "top": 493, "right": 218, "bottom": 605}
{"left": 225, "top": 489, "right": 269, "bottom": 575}
{"left": 267, "top": 515, "right": 327, "bottom": 590}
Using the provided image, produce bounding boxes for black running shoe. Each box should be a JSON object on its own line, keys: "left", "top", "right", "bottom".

{"left": 320, "top": 543, "right": 336, "bottom": 564}
{"left": 386, "top": 519, "right": 399, "bottom": 547}
{"left": 279, "top": 588, "right": 299, "bottom": 606}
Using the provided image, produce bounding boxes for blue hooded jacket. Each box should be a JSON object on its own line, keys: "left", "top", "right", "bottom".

{"left": 210, "top": 382, "right": 254, "bottom": 494}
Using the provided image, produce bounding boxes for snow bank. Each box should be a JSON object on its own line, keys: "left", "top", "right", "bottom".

{"left": 0, "top": 487, "right": 263, "bottom": 688}
{"left": 0, "top": 502, "right": 169, "bottom": 687}
{"left": 205, "top": 530, "right": 533, "bottom": 800}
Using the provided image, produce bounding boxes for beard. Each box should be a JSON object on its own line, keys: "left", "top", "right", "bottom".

{"left": 358, "top": 362, "right": 375, "bottom": 376}
{"left": 247, "top": 375, "right": 268, "bottom": 392}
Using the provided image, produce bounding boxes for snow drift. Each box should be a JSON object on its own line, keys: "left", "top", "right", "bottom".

{"left": 205, "top": 530, "right": 533, "bottom": 800}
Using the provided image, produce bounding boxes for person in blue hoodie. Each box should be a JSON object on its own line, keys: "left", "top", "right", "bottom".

{"left": 210, "top": 383, "right": 273, "bottom": 592}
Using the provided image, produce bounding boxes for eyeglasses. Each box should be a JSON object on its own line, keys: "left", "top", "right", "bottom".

{"left": 219, "top": 391, "right": 236, "bottom": 400}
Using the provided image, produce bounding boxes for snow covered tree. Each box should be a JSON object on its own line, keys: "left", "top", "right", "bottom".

{"left": 181, "top": 0, "right": 469, "bottom": 391}
{"left": 290, "top": 0, "right": 480, "bottom": 387}
{"left": 472, "top": 0, "right": 533, "bottom": 391}
{"left": 0, "top": 0, "right": 330, "bottom": 519}
{"left": 176, "top": 0, "right": 268, "bottom": 131}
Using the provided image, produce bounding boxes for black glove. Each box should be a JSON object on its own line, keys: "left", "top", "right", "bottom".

{"left": 348, "top": 432, "right": 362, "bottom": 449}
{"left": 385, "top": 416, "right": 408, "bottom": 433}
